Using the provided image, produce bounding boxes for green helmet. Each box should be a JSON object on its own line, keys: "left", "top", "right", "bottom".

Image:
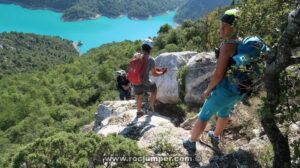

{"left": 221, "top": 9, "right": 240, "bottom": 25}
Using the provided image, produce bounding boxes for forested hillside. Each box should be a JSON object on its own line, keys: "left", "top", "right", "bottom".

{"left": 174, "top": 0, "right": 233, "bottom": 24}
{"left": 0, "top": 0, "right": 299, "bottom": 167}
{"left": 0, "top": 0, "right": 187, "bottom": 21}
{"left": 0, "top": 32, "right": 79, "bottom": 78}
{"left": 0, "top": 0, "right": 76, "bottom": 11}
{"left": 0, "top": 41, "right": 142, "bottom": 167}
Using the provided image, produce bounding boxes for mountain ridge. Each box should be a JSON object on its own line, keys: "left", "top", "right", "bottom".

{"left": 0, "top": 0, "right": 187, "bottom": 21}
{"left": 174, "top": 0, "right": 233, "bottom": 24}
{"left": 0, "top": 32, "right": 79, "bottom": 78}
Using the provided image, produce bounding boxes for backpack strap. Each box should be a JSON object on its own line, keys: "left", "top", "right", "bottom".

{"left": 219, "top": 39, "right": 240, "bottom": 49}
{"left": 140, "top": 54, "right": 148, "bottom": 83}
{"left": 222, "top": 39, "right": 240, "bottom": 68}
{"left": 225, "top": 39, "right": 240, "bottom": 44}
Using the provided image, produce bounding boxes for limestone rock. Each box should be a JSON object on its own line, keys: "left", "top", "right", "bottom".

{"left": 289, "top": 122, "right": 300, "bottom": 133}
{"left": 150, "top": 51, "right": 198, "bottom": 104}
{"left": 93, "top": 100, "right": 215, "bottom": 166}
{"left": 90, "top": 100, "right": 274, "bottom": 168}
{"left": 93, "top": 100, "right": 136, "bottom": 131}
{"left": 184, "top": 52, "right": 216, "bottom": 104}
{"left": 180, "top": 114, "right": 198, "bottom": 130}
{"left": 203, "top": 149, "right": 262, "bottom": 168}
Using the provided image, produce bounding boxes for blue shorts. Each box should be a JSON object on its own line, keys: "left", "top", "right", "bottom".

{"left": 198, "top": 86, "right": 244, "bottom": 121}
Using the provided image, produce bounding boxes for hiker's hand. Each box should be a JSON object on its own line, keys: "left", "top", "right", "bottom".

{"left": 134, "top": 52, "right": 142, "bottom": 59}
{"left": 203, "top": 88, "right": 212, "bottom": 99}
{"left": 155, "top": 67, "right": 161, "bottom": 72}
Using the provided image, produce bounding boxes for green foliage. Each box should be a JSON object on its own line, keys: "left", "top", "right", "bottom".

{"left": 236, "top": 0, "right": 298, "bottom": 46}
{"left": 0, "top": 41, "right": 141, "bottom": 167}
{"left": 5, "top": 0, "right": 187, "bottom": 21}
{"left": 291, "top": 139, "right": 300, "bottom": 167}
{"left": 152, "top": 9, "right": 223, "bottom": 55}
{"left": 256, "top": 144, "right": 273, "bottom": 168}
{"left": 12, "top": 132, "right": 146, "bottom": 168}
{"left": 174, "top": 0, "right": 232, "bottom": 24}
{"left": 273, "top": 69, "right": 300, "bottom": 124}
{"left": 186, "top": 111, "right": 198, "bottom": 119}
{"left": 158, "top": 24, "right": 173, "bottom": 35}
{"left": 63, "top": 4, "right": 97, "bottom": 21}
{"left": 0, "top": 32, "right": 79, "bottom": 77}
{"left": 153, "top": 0, "right": 298, "bottom": 56}
{"left": 258, "top": 69, "right": 300, "bottom": 123}
{"left": 0, "top": 0, "right": 76, "bottom": 11}
{"left": 151, "top": 131, "right": 182, "bottom": 168}
{"left": 177, "top": 65, "right": 189, "bottom": 101}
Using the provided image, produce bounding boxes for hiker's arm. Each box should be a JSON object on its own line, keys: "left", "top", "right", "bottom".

{"left": 151, "top": 68, "right": 164, "bottom": 77}
{"left": 204, "top": 43, "right": 236, "bottom": 99}
{"left": 149, "top": 59, "right": 164, "bottom": 76}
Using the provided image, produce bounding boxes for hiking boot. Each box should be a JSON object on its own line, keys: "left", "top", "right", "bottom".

{"left": 183, "top": 139, "right": 196, "bottom": 152}
{"left": 147, "top": 105, "right": 155, "bottom": 113}
{"left": 145, "top": 105, "right": 156, "bottom": 115}
{"left": 137, "top": 111, "right": 145, "bottom": 117}
{"left": 207, "top": 131, "right": 220, "bottom": 147}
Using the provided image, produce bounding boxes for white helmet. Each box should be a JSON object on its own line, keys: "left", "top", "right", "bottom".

{"left": 142, "top": 38, "right": 153, "bottom": 48}
{"left": 115, "top": 70, "right": 126, "bottom": 77}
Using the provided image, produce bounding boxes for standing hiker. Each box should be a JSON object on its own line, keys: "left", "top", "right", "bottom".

{"left": 127, "top": 39, "right": 167, "bottom": 117}
{"left": 183, "top": 9, "right": 246, "bottom": 151}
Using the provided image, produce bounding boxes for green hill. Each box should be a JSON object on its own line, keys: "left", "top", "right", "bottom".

{"left": 0, "top": 0, "right": 187, "bottom": 21}
{"left": 0, "top": 32, "right": 79, "bottom": 78}
{"left": 0, "top": 40, "right": 142, "bottom": 167}
{"left": 174, "top": 0, "right": 233, "bottom": 24}
{"left": 0, "top": 0, "right": 76, "bottom": 11}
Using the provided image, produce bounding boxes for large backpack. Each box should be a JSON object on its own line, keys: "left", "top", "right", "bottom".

{"left": 115, "top": 70, "right": 126, "bottom": 88}
{"left": 227, "top": 36, "right": 269, "bottom": 93}
{"left": 127, "top": 53, "right": 148, "bottom": 85}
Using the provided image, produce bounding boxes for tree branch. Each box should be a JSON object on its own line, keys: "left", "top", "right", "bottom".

{"left": 266, "top": 7, "right": 300, "bottom": 75}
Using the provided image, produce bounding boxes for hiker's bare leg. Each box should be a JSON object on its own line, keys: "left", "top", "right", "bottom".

{"left": 191, "top": 119, "right": 207, "bottom": 142}
{"left": 214, "top": 117, "right": 229, "bottom": 136}
{"left": 137, "top": 93, "right": 144, "bottom": 112}
{"left": 150, "top": 89, "right": 157, "bottom": 109}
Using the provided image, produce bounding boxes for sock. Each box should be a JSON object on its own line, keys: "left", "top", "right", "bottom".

{"left": 209, "top": 131, "right": 220, "bottom": 138}
{"left": 213, "top": 134, "right": 220, "bottom": 139}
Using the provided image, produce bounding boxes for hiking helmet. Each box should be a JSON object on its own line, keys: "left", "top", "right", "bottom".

{"left": 115, "top": 70, "right": 126, "bottom": 77}
{"left": 221, "top": 9, "right": 239, "bottom": 25}
{"left": 142, "top": 38, "right": 153, "bottom": 48}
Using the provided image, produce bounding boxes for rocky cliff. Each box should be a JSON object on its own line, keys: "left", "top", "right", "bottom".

{"left": 81, "top": 51, "right": 300, "bottom": 167}
{"left": 90, "top": 99, "right": 299, "bottom": 167}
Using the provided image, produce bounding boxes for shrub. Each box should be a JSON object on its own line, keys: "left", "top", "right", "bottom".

{"left": 12, "top": 132, "right": 146, "bottom": 168}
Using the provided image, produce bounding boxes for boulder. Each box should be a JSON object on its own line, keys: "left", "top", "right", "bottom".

{"left": 289, "top": 122, "right": 300, "bottom": 133}
{"left": 93, "top": 100, "right": 136, "bottom": 131}
{"left": 184, "top": 52, "right": 216, "bottom": 104}
{"left": 150, "top": 51, "right": 198, "bottom": 104}
{"left": 203, "top": 149, "right": 262, "bottom": 168}
{"left": 150, "top": 51, "right": 216, "bottom": 105}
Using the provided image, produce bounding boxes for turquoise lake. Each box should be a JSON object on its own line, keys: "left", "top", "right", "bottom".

{"left": 0, "top": 4, "right": 176, "bottom": 53}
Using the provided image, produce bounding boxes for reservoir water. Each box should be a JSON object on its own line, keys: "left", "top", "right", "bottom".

{"left": 0, "top": 4, "right": 176, "bottom": 53}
